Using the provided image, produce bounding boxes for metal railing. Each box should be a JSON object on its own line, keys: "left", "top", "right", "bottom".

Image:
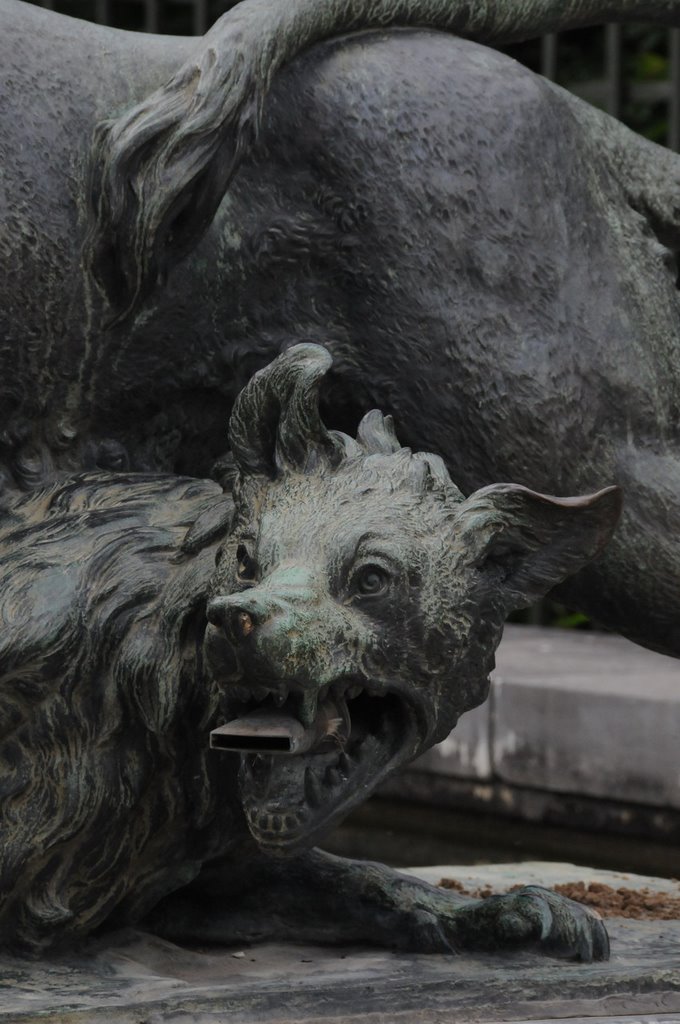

{"left": 538, "top": 25, "right": 680, "bottom": 149}
{"left": 30, "top": 0, "right": 680, "bottom": 149}
{"left": 32, "top": 0, "right": 233, "bottom": 34}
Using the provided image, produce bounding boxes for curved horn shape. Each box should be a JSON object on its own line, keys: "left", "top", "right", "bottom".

{"left": 228, "top": 344, "right": 344, "bottom": 478}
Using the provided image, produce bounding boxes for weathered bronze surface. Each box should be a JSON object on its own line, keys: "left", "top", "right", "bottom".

{"left": 0, "top": 344, "right": 619, "bottom": 956}
{"left": 0, "top": 0, "right": 669, "bottom": 961}
{"left": 0, "top": 0, "right": 680, "bottom": 653}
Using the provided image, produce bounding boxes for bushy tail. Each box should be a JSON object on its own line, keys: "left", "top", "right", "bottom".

{"left": 86, "top": 0, "right": 680, "bottom": 319}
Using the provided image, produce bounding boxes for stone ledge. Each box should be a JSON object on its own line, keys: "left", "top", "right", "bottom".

{"left": 414, "top": 625, "right": 680, "bottom": 808}
{"left": 3, "top": 863, "right": 680, "bottom": 1024}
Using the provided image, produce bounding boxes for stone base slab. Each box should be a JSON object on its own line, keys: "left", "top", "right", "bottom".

{"left": 4, "top": 862, "right": 680, "bottom": 1024}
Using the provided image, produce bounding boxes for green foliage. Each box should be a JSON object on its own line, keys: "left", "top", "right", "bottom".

{"left": 509, "top": 602, "right": 594, "bottom": 630}
{"left": 503, "top": 24, "right": 677, "bottom": 148}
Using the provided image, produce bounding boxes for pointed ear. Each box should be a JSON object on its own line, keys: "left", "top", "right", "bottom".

{"left": 456, "top": 483, "right": 623, "bottom": 610}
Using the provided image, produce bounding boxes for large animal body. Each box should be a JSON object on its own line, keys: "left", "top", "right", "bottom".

{"left": 2, "top": 0, "right": 680, "bottom": 654}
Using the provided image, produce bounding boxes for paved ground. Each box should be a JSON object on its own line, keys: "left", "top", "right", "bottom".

{"left": 4, "top": 862, "right": 680, "bottom": 1024}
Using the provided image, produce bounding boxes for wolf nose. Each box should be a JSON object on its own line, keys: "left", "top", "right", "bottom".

{"left": 207, "top": 597, "right": 259, "bottom": 642}
{"left": 233, "top": 609, "right": 256, "bottom": 639}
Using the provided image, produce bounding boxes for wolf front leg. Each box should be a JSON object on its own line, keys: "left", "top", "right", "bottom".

{"left": 145, "top": 848, "right": 609, "bottom": 962}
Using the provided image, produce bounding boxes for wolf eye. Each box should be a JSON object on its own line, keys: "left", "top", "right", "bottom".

{"left": 236, "top": 544, "right": 257, "bottom": 582}
{"left": 354, "top": 564, "right": 389, "bottom": 597}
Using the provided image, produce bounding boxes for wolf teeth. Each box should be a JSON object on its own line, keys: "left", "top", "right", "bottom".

{"left": 298, "top": 691, "right": 318, "bottom": 728}
{"left": 274, "top": 688, "right": 288, "bottom": 707}
{"left": 257, "top": 813, "right": 282, "bottom": 833}
{"left": 305, "top": 767, "right": 323, "bottom": 807}
{"left": 245, "top": 754, "right": 272, "bottom": 798}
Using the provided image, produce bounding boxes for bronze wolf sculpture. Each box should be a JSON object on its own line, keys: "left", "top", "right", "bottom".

{"left": 0, "top": 345, "right": 620, "bottom": 957}
{"left": 1, "top": 0, "right": 680, "bottom": 656}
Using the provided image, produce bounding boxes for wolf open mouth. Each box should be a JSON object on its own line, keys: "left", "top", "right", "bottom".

{"left": 211, "top": 681, "right": 416, "bottom": 847}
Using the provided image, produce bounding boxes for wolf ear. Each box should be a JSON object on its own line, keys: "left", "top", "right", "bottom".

{"left": 455, "top": 483, "right": 623, "bottom": 610}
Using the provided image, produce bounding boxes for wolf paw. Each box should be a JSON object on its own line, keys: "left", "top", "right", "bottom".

{"left": 451, "top": 884, "right": 610, "bottom": 962}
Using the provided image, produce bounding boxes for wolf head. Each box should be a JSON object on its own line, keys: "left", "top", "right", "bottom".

{"left": 205, "top": 344, "right": 621, "bottom": 850}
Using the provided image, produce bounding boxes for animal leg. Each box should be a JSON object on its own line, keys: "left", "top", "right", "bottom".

{"left": 144, "top": 848, "right": 608, "bottom": 961}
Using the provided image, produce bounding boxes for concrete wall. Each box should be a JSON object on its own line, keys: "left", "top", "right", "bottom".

{"left": 414, "top": 626, "right": 680, "bottom": 809}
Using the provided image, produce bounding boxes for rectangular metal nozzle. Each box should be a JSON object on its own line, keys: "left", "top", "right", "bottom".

{"left": 210, "top": 709, "right": 311, "bottom": 754}
{"left": 210, "top": 701, "right": 344, "bottom": 756}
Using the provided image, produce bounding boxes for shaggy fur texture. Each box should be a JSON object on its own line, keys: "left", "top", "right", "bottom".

{"left": 0, "top": 473, "right": 234, "bottom": 953}
{"left": 0, "top": 347, "right": 620, "bottom": 955}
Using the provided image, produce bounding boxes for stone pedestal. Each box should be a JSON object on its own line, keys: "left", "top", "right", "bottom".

{"left": 4, "top": 863, "right": 680, "bottom": 1023}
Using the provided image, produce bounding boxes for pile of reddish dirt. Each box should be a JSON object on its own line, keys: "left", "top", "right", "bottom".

{"left": 552, "top": 881, "right": 680, "bottom": 919}
{"left": 438, "top": 878, "right": 680, "bottom": 919}
{"left": 440, "top": 878, "right": 495, "bottom": 900}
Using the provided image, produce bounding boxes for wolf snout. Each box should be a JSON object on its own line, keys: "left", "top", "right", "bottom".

{"left": 207, "top": 594, "right": 263, "bottom": 643}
